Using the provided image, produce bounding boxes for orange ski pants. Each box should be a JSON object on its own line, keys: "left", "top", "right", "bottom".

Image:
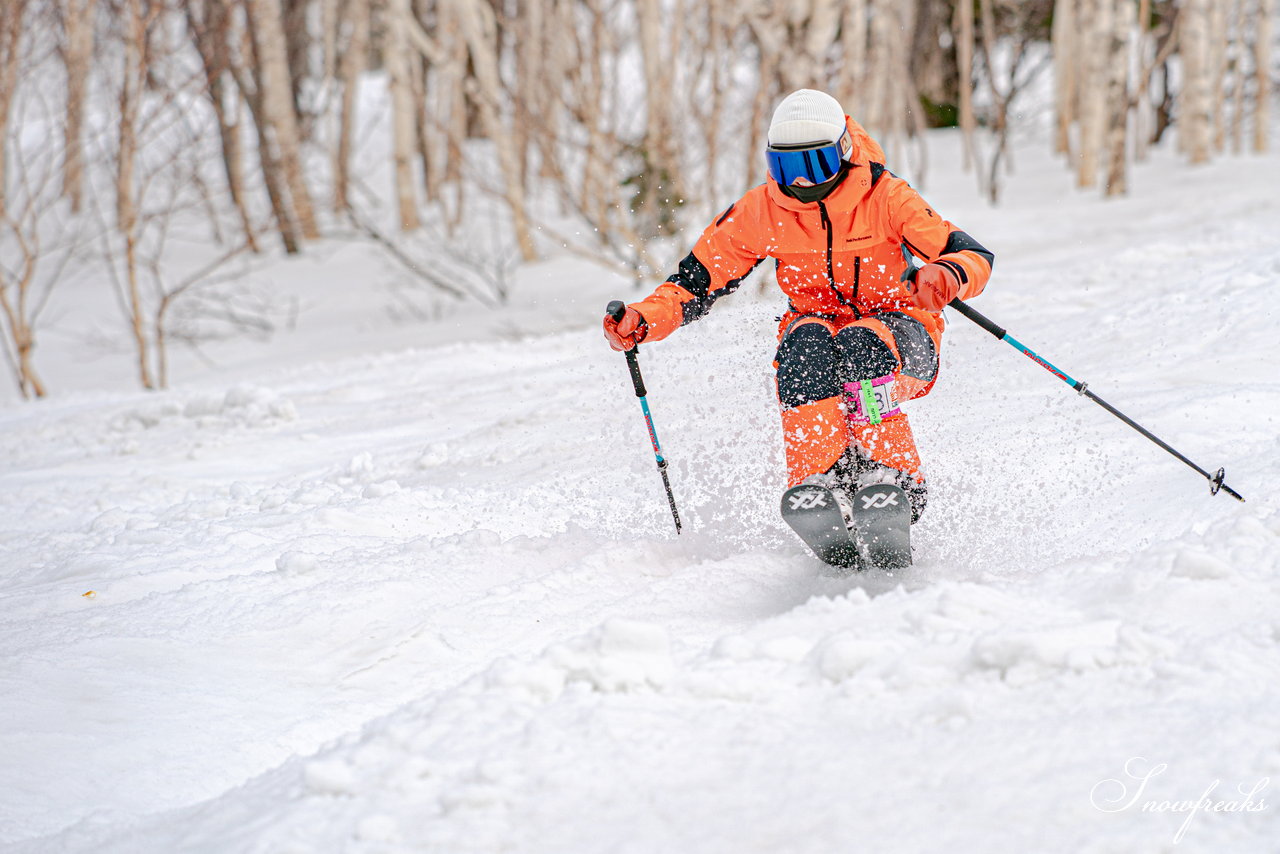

{"left": 774, "top": 311, "right": 943, "bottom": 487}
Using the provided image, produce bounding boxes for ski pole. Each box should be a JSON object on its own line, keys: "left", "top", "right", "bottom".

{"left": 947, "top": 298, "right": 1244, "bottom": 502}
{"left": 606, "top": 300, "right": 682, "bottom": 534}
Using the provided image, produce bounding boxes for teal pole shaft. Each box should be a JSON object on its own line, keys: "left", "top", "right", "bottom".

{"left": 947, "top": 298, "right": 1244, "bottom": 503}
{"left": 607, "top": 301, "right": 683, "bottom": 533}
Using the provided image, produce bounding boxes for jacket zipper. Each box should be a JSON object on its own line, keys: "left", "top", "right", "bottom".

{"left": 817, "top": 200, "right": 861, "bottom": 318}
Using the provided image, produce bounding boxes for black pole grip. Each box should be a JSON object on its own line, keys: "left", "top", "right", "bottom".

{"left": 606, "top": 300, "right": 646, "bottom": 396}
{"left": 624, "top": 349, "right": 646, "bottom": 397}
{"left": 948, "top": 298, "right": 1007, "bottom": 340}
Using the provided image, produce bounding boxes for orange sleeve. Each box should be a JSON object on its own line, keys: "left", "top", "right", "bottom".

{"left": 885, "top": 178, "right": 994, "bottom": 301}
{"left": 629, "top": 199, "right": 766, "bottom": 342}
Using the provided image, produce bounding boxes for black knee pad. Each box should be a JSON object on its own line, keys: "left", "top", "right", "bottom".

{"left": 878, "top": 312, "right": 938, "bottom": 382}
{"left": 776, "top": 322, "right": 841, "bottom": 408}
{"left": 833, "top": 325, "right": 898, "bottom": 384}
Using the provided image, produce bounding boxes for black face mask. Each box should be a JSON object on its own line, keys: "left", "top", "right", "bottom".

{"left": 780, "top": 162, "right": 851, "bottom": 203}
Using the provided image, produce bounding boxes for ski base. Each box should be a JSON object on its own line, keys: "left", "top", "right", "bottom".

{"left": 780, "top": 484, "right": 860, "bottom": 569}
{"left": 847, "top": 483, "right": 912, "bottom": 569}
{"left": 781, "top": 483, "right": 912, "bottom": 571}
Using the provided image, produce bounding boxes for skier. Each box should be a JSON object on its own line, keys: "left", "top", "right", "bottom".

{"left": 603, "top": 89, "right": 994, "bottom": 563}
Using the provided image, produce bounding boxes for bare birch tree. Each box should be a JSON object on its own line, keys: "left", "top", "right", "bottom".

{"left": 0, "top": 0, "right": 55, "bottom": 398}
{"left": 1051, "top": 0, "right": 1077, "bottom": 157}
{"left": 116, "top": 0, "right": 155, "bottom": 389}
{"left": 1075, "top": 0, "right": 1109, "bottom": 187}
{"left": 243, "top": 0, "right": 321, "bottom": 240}
{"left": 635, "top": 0, "right": 689, "bottom": 237}
{"left": 0, "top": 136, "right": 80, "bottom": 400}
{"left": 1178, "top": 0, "right": 1213, "bottom": 163}
{"left": 60, "top": 0, "right": 98, "bottom": 213}
{"left": 1254, "top": 0, "right": 1273, "bottom": 153}
{"left": 973, "top": 0, "right": 1053, "bottom": 202}
{"left": 957, "top": 0, "right": 978, "bottom": 170}
{"left": 333, "top": 0, "right": 370, "bottom": 212}
{"left": 835, "top": 0, "right": 868, "bottom": 122}
{"left": 1103, "top": 0, "right": 1134, "bottom": 195}
{"left": 187, "top": 0, "right": 261, "bottom": 251}
{"left": 0, "top": 0, "right": 24, "bottom": 218}
{"left": 385, "top": 0, "right": 421, "bottom": 230}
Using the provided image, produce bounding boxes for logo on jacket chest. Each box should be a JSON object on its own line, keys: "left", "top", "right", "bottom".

{"left": 843, "top": 234, "right": 874, "bottom": 244}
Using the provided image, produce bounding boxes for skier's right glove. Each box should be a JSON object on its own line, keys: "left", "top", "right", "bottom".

{"left": 908, "top": 263, "right": 960, "bottom": 312}
{"left": 603, "top": 305, "right": 649, "bottom": 352}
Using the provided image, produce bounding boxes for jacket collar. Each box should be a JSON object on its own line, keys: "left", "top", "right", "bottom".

{"left": 763, "top": 114, "right": 883, "bottom": 213}
{"left": 765, "top": 159, "right": 875, "bottom": 212}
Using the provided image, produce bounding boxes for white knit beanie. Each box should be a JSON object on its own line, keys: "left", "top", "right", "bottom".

{"left": 767, "top": 89, "right": 847, "bottom": 147}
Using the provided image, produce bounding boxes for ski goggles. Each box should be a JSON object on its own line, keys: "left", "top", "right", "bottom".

{"left": 766, "top": 133, "right": 848, "bottom": 187}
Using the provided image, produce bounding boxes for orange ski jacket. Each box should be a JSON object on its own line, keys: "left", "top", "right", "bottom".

{"left": 632, "top": 117, "right": 993, "bottom": 344}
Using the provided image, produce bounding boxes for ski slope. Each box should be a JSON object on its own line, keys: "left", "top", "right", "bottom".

{"left": 2, "top": 135, "right": 1279, "bottom": 853}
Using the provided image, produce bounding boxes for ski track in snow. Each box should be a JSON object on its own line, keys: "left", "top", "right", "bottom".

{"left": 3, "top": 137, "right": 1280, "bottom": 853}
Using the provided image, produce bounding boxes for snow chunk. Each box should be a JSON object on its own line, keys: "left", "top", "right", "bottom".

{"left": 711, "top": 634, "right": 755, "bottom": 661}
{"left": 970, "top": 620, "right": 1175, "bottom": 677}
{"left": 812, "top": 634, "right": 898, "bottom": 682}
{"left": 547, "top": 619, "right": 674, "bottom": 693}
{"left": 416, "top": 443, "right": 450, "bottom": 467}
{"left": 276, "top": 552, "right": 319, "bottom": 575}
{"left": 109, "top": 383, "right": 297, "bottom": 434}
{"left": 756, "top": 636, "right": 811, "bottom": 663}
{"left": 303, "top": 759, "right": 358, "bottom": 796}
{"left": 1171, "top": 549, "right": 1235, "bottom": 580}
{"left": 356, "top": 814, "right": 400, "bottom": 843}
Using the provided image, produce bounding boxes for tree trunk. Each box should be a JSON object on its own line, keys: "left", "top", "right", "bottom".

{"left": 1209, "top": 0, "right": 1229, "bottom": 151}
{"left": 244, "top": 0, "right": 321, "bottom": 239}
{"left": 119, "top": 0, "right": 154, "bottom": 390}
{"left": 61, "top": 0, "right": 97, "bottom": 213}
{"left": 836, "top": 0, "right": 867, "bottom": 120}
{"left": 636, "top": 0, "right": 688, "bottom": 237}
{"left": 1104, "top": 0, "right": 1133, "bottom": 196}
{"left": 333, "top": 0, "right": 369, "bottom": 212}
{"left": 1255, "top": 0, "right": 1273, "bottom": 153}
{"left": 189, "top": 0, "right": 260, "bottom": 251}
{"left": 957, "top": 0, "right": 972, "bottom": 171}
{"left": 580, "top": 0, "right": 609, "bottom": 232}
{"left": 867, "top": 0, "right": 897, "bottom": 135}
{"left": 1179, "top": 0, "right": 1212, "bottom": 163}
{"left": 0, "top": 0, "right": 24, "bottom": 221}
{"left": 1051, "top": 0, "right": 1076, "bottom": 157}
{"left": 745, "top": 7, "right": 783, "bottom": 183}
{"left": 284, "top": 0, "right": 311, "bottom": 129}
{"left": 799, "top": 0, "right": 840, "bottom": 90}
{"left": 0, "top": 222, "right": 47, "bottom": 398}
{"left": 450, "top": 0, "right": 536, "bottom": 261}
{"left": 1228, "top": 0, "right": 1245, "bottom": 153}
{"left": 385, "top": 0, "right": 421, "bottom": 230}
{"left": 1132, "top": 0, "right": 1153, "bottom": 160}
{"left": 1075, "top": 0, "right": 1109, "bottom": 187}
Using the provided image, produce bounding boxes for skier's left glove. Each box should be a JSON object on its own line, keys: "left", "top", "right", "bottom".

{"left": 603, "top": 305, "right": 649, "bottom": 351}
{"left": 909, "top": 263, "right": 960, "bottom": 312}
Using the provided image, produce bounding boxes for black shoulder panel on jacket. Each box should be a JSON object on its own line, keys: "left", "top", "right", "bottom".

{"left": 668, "top": 252, "right": 762, "bottom": 326}
{"left": 869, "top": 162, "right": 886, "bottom": 187}
{"left": 941, "top": 230, "right": 995, "bottom": 270}
{"left": 666, "top": 252, "right": 711, "bottom": 298}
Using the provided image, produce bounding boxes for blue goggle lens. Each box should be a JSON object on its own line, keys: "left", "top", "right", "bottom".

{"left": 766, "top": 140, "right": 844, "bottom": 187}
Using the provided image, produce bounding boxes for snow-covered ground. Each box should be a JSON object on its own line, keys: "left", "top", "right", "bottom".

{"left": 3, "top": 130, "right": 1279, "bottom": 853}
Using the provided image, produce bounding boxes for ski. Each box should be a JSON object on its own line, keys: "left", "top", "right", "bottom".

{"left": 847, "top": 483, "right": 912, "bottom": 569}
{"left": 781, "top": 482, "right": 913, "bottom": 571}
{"left": 780, "top": 484, "right": 861, "bottom": 570}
